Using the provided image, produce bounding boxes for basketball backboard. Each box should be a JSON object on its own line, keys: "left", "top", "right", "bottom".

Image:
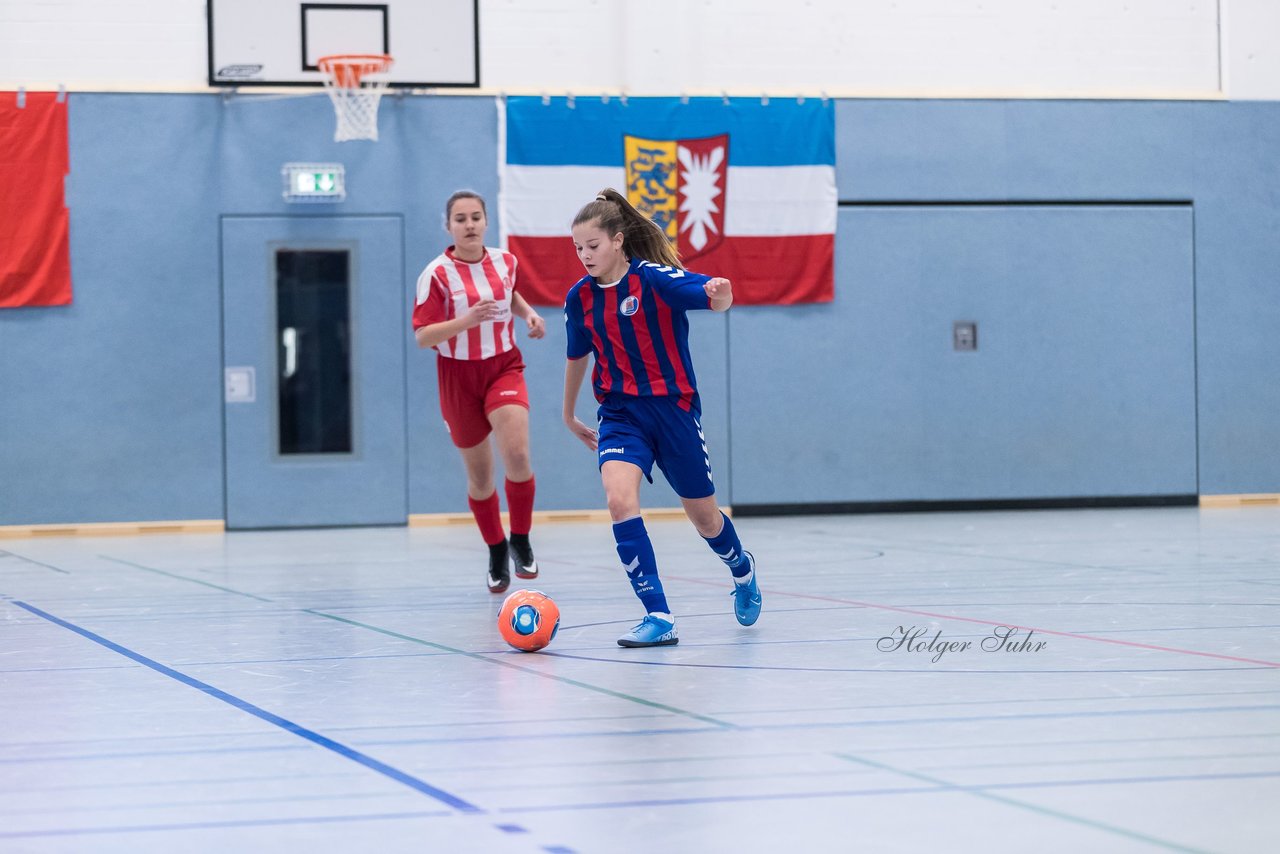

{"left": 207, "top": 0, "right": 479, "bottom": 88}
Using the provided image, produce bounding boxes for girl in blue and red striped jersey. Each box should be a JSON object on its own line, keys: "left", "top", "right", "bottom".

{"left": 562, "top": 188, "right": 762, "bottom": 648}
{"left": 414, "top": 190, "right": 546, "bottom": 594}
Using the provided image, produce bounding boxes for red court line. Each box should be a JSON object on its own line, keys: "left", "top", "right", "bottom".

{"left": 668, "top": 575, "right": 1280, "bottom": 668}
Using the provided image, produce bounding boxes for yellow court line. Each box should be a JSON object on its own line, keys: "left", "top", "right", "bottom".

{"left": 408, "top": 507, "right": 725, "bottom": 527}
{"left": 1199, "top": 494, "right": 1280, "bottom": 508}
{"left": 0, "top": 508, "right": 729, "bottom": 539}
{"left": 0, "top": 520, "right": 225, "bottom": 539}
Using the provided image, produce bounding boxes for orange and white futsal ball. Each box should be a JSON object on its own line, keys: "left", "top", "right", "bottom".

{"left": 498, "top": 589, "right": 560, "bottom": 652}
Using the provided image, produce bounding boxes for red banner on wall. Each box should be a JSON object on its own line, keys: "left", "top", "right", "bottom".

{"left": 0, "top": 92, "right": 72, "bottom": 308}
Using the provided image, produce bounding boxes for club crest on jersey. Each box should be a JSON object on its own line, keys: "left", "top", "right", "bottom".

{"left": 624, "top": 133, "right": 728, "bottom": 260}
{"left": 619, "top": 295, "right": 640, "bottom": 316}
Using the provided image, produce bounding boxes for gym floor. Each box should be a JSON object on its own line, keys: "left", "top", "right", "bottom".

{"left": 3, "top": 506, "right": 1277, "bottom": 853}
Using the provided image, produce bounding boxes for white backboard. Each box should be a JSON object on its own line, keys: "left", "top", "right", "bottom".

{"left": 208, "top": 0, "right": 479, "bottom": 87}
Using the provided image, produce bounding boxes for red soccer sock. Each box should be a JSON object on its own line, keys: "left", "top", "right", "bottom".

{"left": 505, "top": 475, "right": 536, "bottom": 536}
{"left": 468, "top": 491, "right": 506, "bottom": 546}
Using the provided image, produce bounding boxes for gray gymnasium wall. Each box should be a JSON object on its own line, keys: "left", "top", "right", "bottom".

{"left": 1, "top": 95, "right": 1277, "bottom": 526}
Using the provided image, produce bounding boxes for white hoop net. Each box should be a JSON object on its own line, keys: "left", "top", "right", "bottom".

{"left": 317, "top": 54, "right": 394, "bottom": 142}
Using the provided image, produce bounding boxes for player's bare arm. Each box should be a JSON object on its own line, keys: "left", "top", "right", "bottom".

{"left": 705, "top": 277, "right": 733, "bottom": 311}
{"left": 511, "top": 292, "right": 546, "bottom": 339}
{"left": 415, "top": 299, "right": 502, "bottom": 348}
{"left": 562, "top": 357, "right": 598, "bottom": 450}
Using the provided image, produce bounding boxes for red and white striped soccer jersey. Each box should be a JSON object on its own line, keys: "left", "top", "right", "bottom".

{"left": 413, "top": 247, "right": 519, "bottom": 360}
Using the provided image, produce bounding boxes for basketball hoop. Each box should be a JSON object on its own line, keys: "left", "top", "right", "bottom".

{"left": 317, "top": 54, "right": 394, "bottom": 142}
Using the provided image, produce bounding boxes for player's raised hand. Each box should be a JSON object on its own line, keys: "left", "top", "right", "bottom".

{"left": 464, "top": 298, "right": 502, "bottom": 326}
{"left": 565, "top": 417, "right": 598, "bottom": 451}
{"left": 704, "top": 277, "right": 732, "bottom": 300}
{"left": 525, "top": 312, "right": 546, "bottom": 339}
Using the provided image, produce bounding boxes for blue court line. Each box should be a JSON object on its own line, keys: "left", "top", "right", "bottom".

{"left": 0, "top": 810, "right": 453, "bottom": 840}
{"left": 0, "top": 664, "right": 141, "bottom": 675}
{"left": 5, "top": 710, "right": 674, "bottom": 753}
{"left": 353, "top": 701, "right": 1280, "bottom": 744}
{"left": 0, "top": 789, "right": 402, "bottom": 818}
{"left": 9, "top": 600, "right": 483, "bottom": 815}
{"left": 13, "top": 770, "right": 365, "bottom": 794}
{"left": 917, "top": 747, "right": 1280, "bottom": 774}
{"left": 719, "top": 685, "right": 1280, "bottom": 718}
{"left": 0, "top": 745, "right": 308, "bottom": 765}
{"left": 0, "top": 651, "right": 446, "bottom": 675}
{"left": 10, "top": 750, "right": 810, "bottom": 797}
{"left": 7, "top": 702, "right": 1278, "bottom": 766}
{"left": 496, "top": 823, "right": 529, "bottom": 833}
{"left": 852, "top": 729, "right": 1280, "bottom": 756}
{"left": 746, "top": 703, "right": 1280, "bottom": 731}
{"left": 351, "top": 701, "right": 1280, "bottom": 744}
{"left": 499, "top": 766, "right": 1280, "bottom": 814}
{"left": 11, "top": 700, "right": 1278, "bottom": 764}
{"left": 0, "top": 726, "right": 726, "bottom": 765}
{"left": 494, "top": 783, "right": 954, "bottom": 812}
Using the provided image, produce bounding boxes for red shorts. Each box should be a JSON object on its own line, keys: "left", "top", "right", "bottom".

{"left": 436, "top": 347, "right": 529, "bottom": 448}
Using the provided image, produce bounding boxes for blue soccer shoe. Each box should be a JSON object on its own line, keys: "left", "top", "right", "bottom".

{"left": 617, "top": 614, "right": 679, "bottom": 648}
{"left": 732, "top": 551, "right": 762, "bottom": 626}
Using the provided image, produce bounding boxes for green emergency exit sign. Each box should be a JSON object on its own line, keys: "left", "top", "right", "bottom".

{"left": 282, "top": 163, "right": 345, "bottom": 202}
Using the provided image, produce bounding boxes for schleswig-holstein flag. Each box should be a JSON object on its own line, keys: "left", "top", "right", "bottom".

{"left": 499, "top": 96, "right": 835, "bottom": 306}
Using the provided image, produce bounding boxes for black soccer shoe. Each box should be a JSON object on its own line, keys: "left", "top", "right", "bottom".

{"left": 509, "top": 533, "right": 539, "bottom": 580}
{"left": 487, "top": 541, "right": 511, "bottom": 593}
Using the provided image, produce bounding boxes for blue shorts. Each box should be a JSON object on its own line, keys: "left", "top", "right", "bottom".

{"left": 596, "top": 395, "right": 715, "bottom": 500}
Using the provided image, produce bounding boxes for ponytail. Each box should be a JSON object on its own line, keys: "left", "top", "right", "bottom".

{"left": 572, "top": 188, "right": 682, "bottom": 269}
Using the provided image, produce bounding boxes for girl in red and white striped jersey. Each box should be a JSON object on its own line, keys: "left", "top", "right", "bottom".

{"left": 413, "top": 190, "right": 546, "bottom": 593}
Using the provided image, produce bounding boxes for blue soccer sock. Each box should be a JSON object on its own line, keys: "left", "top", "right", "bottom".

{"left": 704, "top": 512, "right": 751, "bottom": 582}
{"left": 613, "top": 516, "right": 670, "bottom": 616}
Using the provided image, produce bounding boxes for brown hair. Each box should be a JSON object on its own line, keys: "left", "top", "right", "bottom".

{"left": 572, "top": 188, "right": 681, "bottom": 269}
{"left": 445, "top": 190, "right": 487, "bottom": 220}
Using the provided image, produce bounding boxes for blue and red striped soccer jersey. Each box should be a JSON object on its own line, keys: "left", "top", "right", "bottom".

{"left": 564, "top": 258, "right": 712, "bottom": 411}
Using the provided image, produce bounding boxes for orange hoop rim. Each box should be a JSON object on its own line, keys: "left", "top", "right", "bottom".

{"left": 316, "top": 54, "right": 394, "bottom": 86}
